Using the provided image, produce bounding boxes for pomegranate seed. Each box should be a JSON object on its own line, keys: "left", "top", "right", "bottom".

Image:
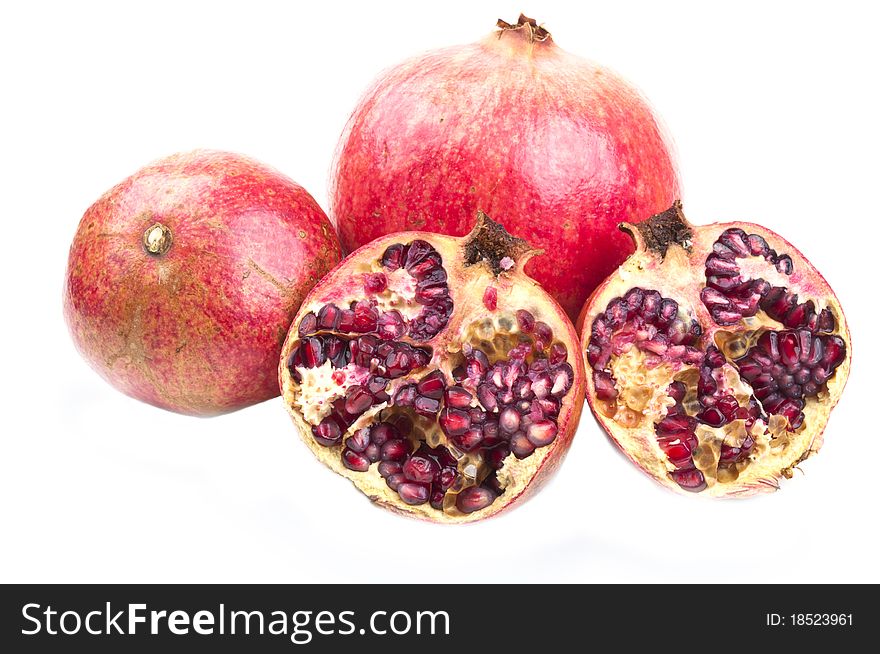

{"left": 514, "top": 309, "right": 535, "bottom": 333}
{"left": 408, "top": 252, "right": 443, "bottom": 279}
{"left": 342, "top": 449, "right": 371, "bottom": 472}
{"left": 381, "top": 439, "right": 410, "bottom": 462}
{"left": 533, "top": 321, "right": 553, "bottom": 349}
{"left": 439, "top": 408, "right": 471, "bottom": 436}
{"left": 393, "top": 384, "right": 417, "bottom": 406}
{"left": 483, "top": 286, "right": 498, "bottom": 310}
{"left": 659, "top": 439, "right": 692, "bottom": 461}
{"left": 476, "top": 384, "right": 498, "bottom": 412}
{"left": 592, "top": 370, "right": 616, "bottom": 401}
{"left": 367, "top": 376, "right": 388, "bottom": 395}
{"left": 404, "top": 239, "right": 434, "bottom": 270}
{"left": 417, "top": 370, "right": 446, "bottom": 398}
{"left": 670, "top": 467, "right": 707, "bottom": 492}
{"left": 623, "top": 287, "right": 644, "bottom": 315}
{"left": 352, "top": 300, "right": 379, "bottom": 333}
{"left": 311, "top": 416, "right": 343, "bottom": 446}
{"left": 415, "top": 279, "right": 449, "bottom": 304}
{"left": 822, "top": 335, "right": 846, "bottom": 368}
{"left": 376, "top": 310, "right": 406, "bottom": 340}
{"left": 363, "top": 272, "right": 388, "bottom": 294}
{"left": 509, "top": 432, "right": 535, "bottom": 459}
{"left": 455, "top": 486, "right": 497, "bottom": 514}
{"left": 378, "top": 461, "right": 403, "bottom": 478}
{"left": 550, "top": 364, "right": 574, "bottom": 396}
{"left": 413, "top": 395, "right": 441, "bottom": 416}
{"left": 485, "top": 445, "right": 510, "bottom": 469}
{"left": 549, "top": 342, "right": 567, "bottom": 366}
{"left": 430, "top": 487, "right": 446, "bottom": 510}
{"left": 386, "top": 473, "right": 406, "bottom": 491}
{"left": 507, "top": 342, "right": 532, "bottom": 360}
{"left": 345, "top": 428, "right": 371, "bottom": 453}
{"left": 438, "top": 467, "right": 458, "bottom": 491}
{"left": 324, "top": 336, "right": 349, "bottom": 367}
{"left": 698, "top": 406, "right": 726, "bottom": 427}
{"left": 370, "top": 422, "right": 400, "bottom": 445}
{"left": 444, "top": 385, "right": 473, "bottom": 408}
{"left": 403, "top": 454, "right": 439, "bottom": 483}
{"left": 499, "top": 407, "right": 520, "bottom": 434}
{"left": 526, "top": 420, "right": 558, "bottom": 446}
{"left": 317, "top": 304, "right": 341, "bottom": 330}
{"left": 344, "top": 385, "right": 373, "bottom": 415}
{"left": 337, "top": 309, "right": 355, "bottom": 332}
{"left": 398, "top": 482, "right": 429, "bottom": 505}
{"left": 365, "top": 443, "right": 381, "bottom": 463}
{"left": 667, "top": 381, "right": 687, "bottom": 403}
{"left": 454, "top": 428, "right": 484, "bottom": 452}
{"left": 466, "top": 349, "right": 490, "bottom": 380}
{"left": 513, "top": 378, "right": 533, "bottom": 400}
{"left": 775, "top": 254, "right": 793, "bottom": 274}
{"left": 381, "top": 243, "right": 406, "bottom": 270}
{"left": 744, "top": 233, "right": 768, "bottom": 256}
{"left": 298, "top": 312, "right": 317, "bottom": 336}
{"left": 300, "top": 337, "right": 325, "bottom": 368}
{"left": 656, "top": 414, "right": 697, "bottom": 436}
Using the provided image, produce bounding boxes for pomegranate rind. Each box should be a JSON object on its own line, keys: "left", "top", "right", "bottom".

{"left": 579, "top": 210, "right": 851, "bottom": 498}
{"left": 279, "top": 219, "right": 585, "bottom": 522}
{"left": 64, "top": 150, "right": 342, "bottom": 416}
{"left": 330, "top": 16, "right": 680, "bottom": 320}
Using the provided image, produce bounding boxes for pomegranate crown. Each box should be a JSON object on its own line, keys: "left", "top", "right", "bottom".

{"left": 620, "top": 200, "right": 693, "bottom": 259}
{"left": 464, "top": 211, "right": 542, "bottom": 275}
{"left": 496, "top": 14, "right": 551, "bottom": 43}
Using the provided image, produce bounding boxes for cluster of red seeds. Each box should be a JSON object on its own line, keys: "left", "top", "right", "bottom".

{"left": 287, "top": 239, "right": 575, "bottom": 513}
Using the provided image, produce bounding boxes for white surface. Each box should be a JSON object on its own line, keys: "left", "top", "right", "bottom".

{"left": 1, "top": 1, "right": 877, "bottom": 583}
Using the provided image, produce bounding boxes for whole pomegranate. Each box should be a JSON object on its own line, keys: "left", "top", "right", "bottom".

{"left": 579, "top": 202, "right": 851, "bottom": 496}
{"left": 279, "top": 214, "right": 585, "bottom": 522}
{"left": 64, "top": 150, "right": 342, "bottom": 416}
{"left": 330, "top": 14, "right": 679, "bottom": 320}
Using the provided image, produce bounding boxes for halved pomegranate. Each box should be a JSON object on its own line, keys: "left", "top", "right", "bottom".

{"left": 280, "top": 214, "right": 585, "bottom": 521}
{"left": 579, "top": 202, "right": 851, "bottom": 497}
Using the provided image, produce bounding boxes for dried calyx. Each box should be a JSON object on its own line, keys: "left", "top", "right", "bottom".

{"left": 581, "top": 202, "right": 851, "bottom": 497}
{"left": 280, "top": 215, "right": 584, "bottom": 522}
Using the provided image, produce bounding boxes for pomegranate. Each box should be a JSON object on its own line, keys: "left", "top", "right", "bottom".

{"left": 279, "top": 213, "right": 585, "bottom": 522}
{"left": 64, "top": 150, "right": 342, "bottom": 416}
{"left": 330, "top": 14, "right": 679, "bottom": 320}
{"left": 579, "top": 202, "right": 851, "bottom": 496}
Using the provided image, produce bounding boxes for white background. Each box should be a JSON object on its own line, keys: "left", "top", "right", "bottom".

{"left": 1, "top": 1, "right": 878, "bottom": 583}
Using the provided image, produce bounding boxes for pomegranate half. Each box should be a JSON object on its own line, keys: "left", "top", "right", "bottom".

{"left": 279, "top": 214, "right": 585, "bottom": 522}
{"left": 580, "top": 203, "right": 851, "bottom": 496}
{"left": 330, "top": 15, "right": 680, "bottom": 320}
{"left": 64, "top": 150, "right": 342, "bottom": 416}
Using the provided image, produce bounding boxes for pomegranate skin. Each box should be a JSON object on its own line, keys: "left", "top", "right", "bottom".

{"left": 331, "top": 16, "right": 680, "bottom": 319}
{"left": 64, "top": 150, "right": 342, "bottom": 416}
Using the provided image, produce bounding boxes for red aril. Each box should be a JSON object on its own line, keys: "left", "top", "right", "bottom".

{"left": 330, "top": 15, "right": 680, "bottom": 320}
{"left": 280, "top": 214, "right": 585, "bottom": 522}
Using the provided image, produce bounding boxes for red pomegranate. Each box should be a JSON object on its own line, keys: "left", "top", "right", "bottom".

{"left": 330, "top": 14, "right": 679, "bottom": 320}
{"left": 64, "top": 150, "right": 342, "bottom": 416}
{"left": 579, "top": 203, "right": 851, "bottom": 496}
{"left": 279, "top": 214, "right": 585, "bottom": 522}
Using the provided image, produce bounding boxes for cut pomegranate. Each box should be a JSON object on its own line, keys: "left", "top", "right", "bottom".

{"left": 280, "top": 214, "right": 585, "bottom": 522}
{"left": 579, "top": 202, "right": 851, "bottom": 497}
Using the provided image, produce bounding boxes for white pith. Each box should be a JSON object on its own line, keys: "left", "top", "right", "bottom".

{"left": 279, "top": 228, "right": 585, "bottom": 522}
{"left": 585, "top": 221, "right": 851, "bottom": 498}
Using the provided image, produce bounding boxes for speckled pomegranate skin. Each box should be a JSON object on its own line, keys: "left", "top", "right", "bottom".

{"left": 330, "top": 20, "right": 680, "bottom": 319}
{"left": 64, "top": 150, "right": 342, "bottom": 416}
